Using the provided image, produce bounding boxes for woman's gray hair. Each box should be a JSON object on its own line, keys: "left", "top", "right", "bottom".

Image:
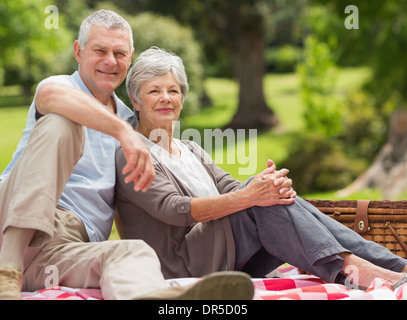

{"left": 126, "top": 47, "right": 189, "bottom": 106}
{"left": 78, "top": 9, "right": 133, "bottom": 50}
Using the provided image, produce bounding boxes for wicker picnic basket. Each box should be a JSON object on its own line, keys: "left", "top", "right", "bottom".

{"left": 305, "top": 199, "right": 407, "bottom": 258}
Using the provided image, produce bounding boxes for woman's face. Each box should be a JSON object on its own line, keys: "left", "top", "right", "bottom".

{"left": 133, "top": 71, "right": 183, "bottom": 129}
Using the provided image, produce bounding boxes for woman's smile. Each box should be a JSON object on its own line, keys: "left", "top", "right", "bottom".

{"left": 156, "top": 107, "right": 173, "bottom": 113}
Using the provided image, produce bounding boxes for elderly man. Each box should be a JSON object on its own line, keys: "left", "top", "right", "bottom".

{"left": 0, "top": 10, "right": 253, "bottom": 300}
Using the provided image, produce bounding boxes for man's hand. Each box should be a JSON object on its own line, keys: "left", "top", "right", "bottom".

{"left": 120, "top": 129, "right": 155, "bottom": 192}
{"left": 35, "top": 83, "right": 156, "bottom": 192}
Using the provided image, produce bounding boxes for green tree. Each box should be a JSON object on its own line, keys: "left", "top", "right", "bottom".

{"left": 108, "top": 0, "right": 310, "bottom": 129}
{"left": 280, "top": 4, "right": 376, "bottom": 194}
{"left": 298, "top": 34, "right": 341, "bottom": 137}
{"left": 198, "top": 0, "right": 279, "bottom": 130}
{"left": 314, "top": 0, "right": 407, "bottom": 198}
{"left": 120, "top": 0, "right": 310, "bottom": 130}
{"left": 0, "top": 0, "right": 74, "bottom": 98}
{"left": 281, "top": 33, "right": 359, "bottom": 194}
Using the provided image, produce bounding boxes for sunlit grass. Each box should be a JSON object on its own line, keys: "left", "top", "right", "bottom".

{"left": 0, "top": 106, "right": 28, "bottom": 172}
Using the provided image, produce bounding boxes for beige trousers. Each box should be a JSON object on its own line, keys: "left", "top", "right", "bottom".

{"left": 0, "top": 114, "right": 166, "bottom": 299}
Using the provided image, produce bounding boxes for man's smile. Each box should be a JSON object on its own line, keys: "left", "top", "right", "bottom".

{"left": 98, "top": 70, "right": 118, "bottom": 76}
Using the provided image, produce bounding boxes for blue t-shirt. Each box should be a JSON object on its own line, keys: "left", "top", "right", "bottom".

{"left": 0, "top": 71, "right": 135, "bottom": 242}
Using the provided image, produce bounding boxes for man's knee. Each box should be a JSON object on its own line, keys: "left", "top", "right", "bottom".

{"left": 108, "top": 239, "right": 159, "bottom": 260}
{"left": 35, "top": 113, "right": 84, "bottom": 160}
{"left": 38, "top": 113, "right": 83, "bottom": 142}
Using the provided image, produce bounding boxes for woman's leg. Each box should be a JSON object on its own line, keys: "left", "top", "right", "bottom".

{"left": 230, "top": 203, "right": 347, "bottom": 283}
{"left": 230, "top": 196, "right": 407, "bottom": 286}
{"left": 293, "top": 197, "right": 407, "bottom": 272}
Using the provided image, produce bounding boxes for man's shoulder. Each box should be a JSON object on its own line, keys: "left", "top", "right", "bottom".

{"left": 37, "top": 73, "right": 78, "bottom": 89}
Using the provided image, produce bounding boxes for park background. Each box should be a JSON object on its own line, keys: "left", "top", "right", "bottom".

{"left": 2, "top": 0, "right": 407, "bottom": 239}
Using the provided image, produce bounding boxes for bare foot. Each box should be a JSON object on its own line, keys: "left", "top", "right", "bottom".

{"left": 340, "top": 253, "right": 404, "bottom": 289}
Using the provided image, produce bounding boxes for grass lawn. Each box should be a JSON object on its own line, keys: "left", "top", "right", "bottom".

{"left": 0, "top": 106, "right": 28, "bottom": 172}
{"left": 0, "top": 85, "right": 30, "bottom": 172}
{"left": 0, "top": 67, "right": 379, "bottom": 240}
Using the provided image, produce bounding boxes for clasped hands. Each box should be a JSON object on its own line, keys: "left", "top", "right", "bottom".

{"left": 245, "top": 159, "right": 297, "bottom": 207}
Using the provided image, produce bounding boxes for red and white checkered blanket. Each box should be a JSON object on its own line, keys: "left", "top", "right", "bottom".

{"left": 21, "top": 266, "right": 407, "bottom": 300}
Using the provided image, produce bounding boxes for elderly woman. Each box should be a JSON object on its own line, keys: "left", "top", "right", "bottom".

{"left": 115, "top": 47, "right": 407, "bottom": 289}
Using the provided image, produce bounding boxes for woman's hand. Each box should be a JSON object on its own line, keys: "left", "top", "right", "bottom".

{"left": 243, "top": 159, "right": 296, "bottom": 207}
{"left": 191, "top": 159, "right": 296, "bottom": 222}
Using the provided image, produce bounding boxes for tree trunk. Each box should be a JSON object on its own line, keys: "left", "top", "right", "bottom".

{"left": 338, "top": 109, "right": 407, "bottom": 199}
{"left": 224, "top": 31, "right": 278, "bottom": 130}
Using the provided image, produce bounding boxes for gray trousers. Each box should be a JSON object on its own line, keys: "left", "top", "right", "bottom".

{"left": 230, "top": 181, "right": 407, "bottom": 283}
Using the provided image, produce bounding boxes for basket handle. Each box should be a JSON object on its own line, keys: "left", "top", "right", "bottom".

{"left": 354, "top": 200, "right": 371, "bottom": 234}
{"left": 385, "top": 222, "right": 407, "bottom": 257}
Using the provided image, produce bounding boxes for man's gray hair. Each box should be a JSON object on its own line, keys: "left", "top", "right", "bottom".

{"left": 126, "top": 47, "right": 189, "bottom": 106}
{"left": 78, "top": 9, "right": 133, "bottom": 50}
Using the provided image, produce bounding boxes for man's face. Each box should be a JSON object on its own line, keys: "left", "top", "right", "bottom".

{"left": 74, "top": 24, "right": 133, "bottom": 102}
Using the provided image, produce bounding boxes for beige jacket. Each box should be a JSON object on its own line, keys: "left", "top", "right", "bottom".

{"left": 115, "top": 140, "right": 241, "bottom": 279}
